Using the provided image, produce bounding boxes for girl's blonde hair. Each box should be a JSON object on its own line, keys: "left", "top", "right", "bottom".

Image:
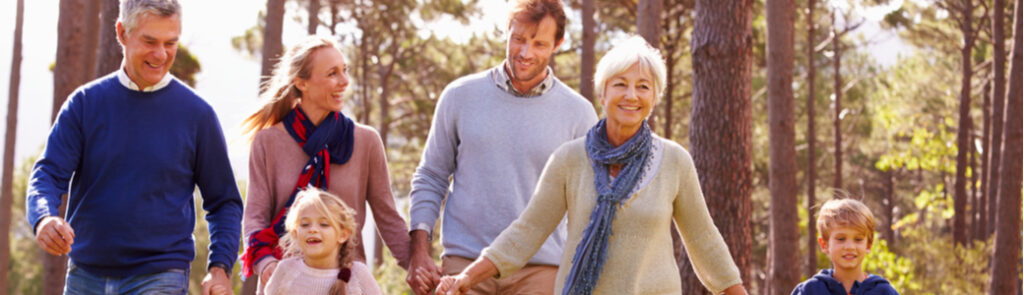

{"left": 279, "top": 188, "right": 357, "bottom": 295}
{"left": 241, "top": 36, "right": 344, "bottom": 138}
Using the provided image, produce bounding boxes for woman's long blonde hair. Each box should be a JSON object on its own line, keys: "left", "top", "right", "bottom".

{"left": 279, "top": 188, "right": 357, "bottom": 295}
{"left": 241, "top": 36, "right": 344, "bottom": 138}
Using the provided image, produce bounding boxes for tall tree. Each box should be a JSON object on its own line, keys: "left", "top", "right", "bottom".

{"left": 831, "top": 9, "right": 843, "bottom": 190}
{"left": 978, "top": 79, "right": 991, "bottom": 241}
{"left": 580, "top": 0, "right": 596, "bottom": 102}
{"left": 83, "top": 0, "right": 101, "bottom": 81}
{"left": 49, "top": 0, "right": 93, "bottom": 292}
{"left": 260, "top": 0, "right": 285, "bottom": 87}
{"left": 308, "top": 0, "right": 320, "bottom": 34}
{"left": 684, "top": 0, "right": 753, "bottom": 292}
{"left": 95, "top": 0, "right": 122, "bottom": 76}
{"left": 660, "top": 0, "right": 694, "bottom": 140}
{"left": 988, "top": 2, "right": 1021, "bottom": 293}
{"left": 637, "top": 0, "right": 662, "bottom": 46}
{"left": 0, "top": 0, "right": 26, "bottom": 291}
{"left": 986, "top": 0, "right": 1008, "bottom": 237}
{"left": 765, "top": 0, "right": 799, "bottom": 293}
{"left": 804, "top": 0, "right": 819, "bottom": 278}
{"left": 952, "top": 0, "right": 978, "bottom": 247}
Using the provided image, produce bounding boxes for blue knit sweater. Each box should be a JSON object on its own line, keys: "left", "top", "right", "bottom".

{"left": 26, "top": 73, "right": 243, "bottom": 277}
{"left": 791, "top": 269, "right": 900, "bottom": 295}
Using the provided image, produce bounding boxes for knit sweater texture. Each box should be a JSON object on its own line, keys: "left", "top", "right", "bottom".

{"left": 264, "top": 258, "right": 381, "bottom": 295}
{"left": 244, "top": 123, "right": 411, "bottom": 276}
{"left": 26, "top": 73, "right": 242, "bottom": 276}
{"left": 791, "top": 269, "right": 900, "bottom": 295}
{"left": 409, "top": 66, "right": 598, "bottom": 265}
{"left": 481, "top": 136, "right": 742, "bottom": 294}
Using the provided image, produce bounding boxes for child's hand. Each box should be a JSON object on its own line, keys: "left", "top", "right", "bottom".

{"left": 436, "top": 274, "right": 471, "bottom": 295}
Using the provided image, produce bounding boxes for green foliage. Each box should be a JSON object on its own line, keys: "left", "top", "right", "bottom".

{"left": 171, "top": 44, "right": 202, "bottom": 88}
{"left": 7, "top": 155, "right": 42, "bottom": 295}
{"left": 862, "top": 236, "right": 919, "bottom": 293}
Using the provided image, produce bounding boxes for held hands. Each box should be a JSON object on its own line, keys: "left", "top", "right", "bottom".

{"left": 407, "top": 230, "right": 443, "bottom": 295}
{"left": 259, "top": 261, "right": 279, "bottom": 288}
{"left": 436, "top": 274, "right": 472, "bottom": 295}
{"left": 201, "top": 266, "right": 233, "bottom": 295}
{"left": 35, "top": 216, "right": 75, "bottom": 256}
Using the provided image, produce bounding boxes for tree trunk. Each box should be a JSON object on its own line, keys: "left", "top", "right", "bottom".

{"left": 882, "top": 170, "right": 896, "bottom": 247}
{"left": 805, "top": 0, "right": 819, "bottom": 278}
{"left": 685, "top": 0, "right": 753, "bottom": 293}
{"left": 831, "top": 10, "right": 843, "bottom": 190}
{"left": 978, "top": 80, "right": 991, "bottom": 242}
{"left": 308, "top": 0, "right": 320, "bottom": 34}
{"left": 969, "top": 121, "right": 982, "bottom": 242}
{"left": 83, "top": 0, "right": 101, "bottom": 81}
{"left": 988, "top": 2, "right": 1021, "bottom": 293}
{"left": 952, "top": 0, "right": 975, "bottom": 247}
{"left": 95, "top": 0, "right": 122, "bottom": 77}
{"left": 260, "top": 0, "right": 285, "bottom": 87}
{"left": 0, "top": 0, "right": 25, "bottom": 291}
{"left": 987, "top": 0, "right": 1009, "bottom": 238}
{"left": 580, "top": 0, "right": 596, "bottom": 103}
{"left": 638, "top": 0, "right": 662, "bottom": 46}
{"left": 766, "top": 0, "right": 799, "bottom": 293}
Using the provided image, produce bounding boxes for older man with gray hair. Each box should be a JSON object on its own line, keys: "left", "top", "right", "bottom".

{"left": 26, "top": 0, "right": 242, "bottom": 294}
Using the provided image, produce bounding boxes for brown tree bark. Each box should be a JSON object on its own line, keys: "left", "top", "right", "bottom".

{"left": 638, "top": 0, "right": 662, "bottom": 46}
{"left": 952, "top": 0, "right": 976, "bottom": 247}
{"left": 988, "top": 2, "right": 1021, "bottom": 293}
{"left": 978, "top": 80, "right": 991, "bottom": 241}
{"left": 0, "top": 0, "right": 25, "bottom": 291}
{"left": 805, "top": 0, "right": 819, "bottom": 278}
{"left": 95, "top": 0, "right": 122, "bottom": 77}
{"left": 83, "top": 0, "right": 101, "bottom": 81}
{"left": 882, "top": 170, "right": 895, "bottom": 247}
{"left": 308, "top": 0, "right": 320, "bottom": 34}
{"left": 766, "top": 0, "right": 800, "bottom": 293}
{"left": 260, "top": 0, "right": 285, "bottom": 87}
{"left": 831, "top": 10, "right": 843, "bottom": 190}
{"left": 580, "top": 0, "right": 596, "bottom": 103}
{"left": 987, "top": 0, "right": 1009, "bottom": 238}
{"left": 684, "top": 0, "right": 753, "bottom": 292}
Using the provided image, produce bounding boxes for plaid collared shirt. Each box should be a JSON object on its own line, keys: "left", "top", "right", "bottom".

{"left": 491, "top": 60, "right": 556, "bottom": 97}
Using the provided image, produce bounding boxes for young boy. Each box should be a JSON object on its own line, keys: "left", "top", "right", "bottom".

{"left": 791, "top": 198, "right": 900, "bottom": 295}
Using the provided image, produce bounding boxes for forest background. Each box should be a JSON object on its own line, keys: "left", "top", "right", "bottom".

{"left": 0, "top": 0, "right": 1021, "bottom": 294}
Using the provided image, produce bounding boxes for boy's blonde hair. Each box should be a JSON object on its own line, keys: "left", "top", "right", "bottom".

{"left": 279, "top": 188, "right": 357, "bottom": 295}
{"left": 816, "top": 198, "right": 876, "bottom": 244}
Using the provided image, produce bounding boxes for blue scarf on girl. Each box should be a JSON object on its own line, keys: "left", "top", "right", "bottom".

{"left": 240, "top": 107, "right": 355, "bottom": 278}
{"left": 563, "top": 119, "right": 652, "bottom": 295}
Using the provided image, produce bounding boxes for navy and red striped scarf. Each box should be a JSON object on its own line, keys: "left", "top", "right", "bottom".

{"left": 240, "top": 107, "right": 355, "bottom": 278}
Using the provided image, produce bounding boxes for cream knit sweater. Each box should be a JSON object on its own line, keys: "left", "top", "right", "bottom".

{"left": 481, "top": 136, "right": 742, "bottom": 294}
{"left": 264, "top": 258, "right": 381, "bottom": 295}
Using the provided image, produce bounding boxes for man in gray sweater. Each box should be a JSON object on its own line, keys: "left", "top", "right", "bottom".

{"left": 406, "top": 0, "right": 598, "bottom": 293}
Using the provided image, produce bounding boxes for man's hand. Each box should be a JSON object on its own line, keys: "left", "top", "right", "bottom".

{"left": 259, "top": 261, "right": 278, "bottom": 288}
{"left": 35, "top": 216, "right": 74, "bottom": 256}
{"left": 201, "top": 266, "right": 233, "bottom": 295}
{"left": 406, "top": 230, "right": 442, "bottom": 295}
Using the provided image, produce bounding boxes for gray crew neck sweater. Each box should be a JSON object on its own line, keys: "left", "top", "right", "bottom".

{"left": 409, "top": 67, "right": 598, "bottom": 265}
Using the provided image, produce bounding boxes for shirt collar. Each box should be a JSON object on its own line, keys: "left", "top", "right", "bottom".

{"left": 117, "top": 66, "right": 173, "bottom": 92}
{"left": 491, "top": 60, "right": 555, "bottom": 97}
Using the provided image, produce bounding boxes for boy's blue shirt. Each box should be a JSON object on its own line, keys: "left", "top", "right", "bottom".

{"left": 26, "top": 73, "right": 243, "bottom": 277}
{"left": 791, "top": 269, "right": 900, "bottom": 295}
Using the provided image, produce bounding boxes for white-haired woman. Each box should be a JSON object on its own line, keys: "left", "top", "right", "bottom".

{"left": 437, "top": 36, "right": 748, "bottom": 295}
{"left": 238, "top": 36, "right": 428, "bottom": 292}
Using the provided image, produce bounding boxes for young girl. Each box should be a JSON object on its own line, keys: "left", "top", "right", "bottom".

{"left": 264, "top": 189, "right": 383, "bottom": 295}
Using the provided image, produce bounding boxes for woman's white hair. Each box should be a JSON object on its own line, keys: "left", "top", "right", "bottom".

{"left": 119, "top": 0, "right": 181, "bottom": 33}
{"left": 593, "top": 35, "right": 668, "bottom": 103}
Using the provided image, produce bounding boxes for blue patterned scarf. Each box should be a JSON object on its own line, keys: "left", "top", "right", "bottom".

{"left": 563, "top": 119, "right": 652, "bottom": 295}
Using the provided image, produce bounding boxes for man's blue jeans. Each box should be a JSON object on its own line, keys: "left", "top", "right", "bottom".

{"left": 64, "top": 261, "right": 189, "bottom": 295}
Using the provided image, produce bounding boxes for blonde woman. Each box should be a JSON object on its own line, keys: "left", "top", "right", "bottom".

{"left": 239, "top": 36, "right": 420, "bottom": 292}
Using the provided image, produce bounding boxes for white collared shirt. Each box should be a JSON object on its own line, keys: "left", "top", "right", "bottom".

{"left": 116, "top": 67, "right": 173, "bottom": 92}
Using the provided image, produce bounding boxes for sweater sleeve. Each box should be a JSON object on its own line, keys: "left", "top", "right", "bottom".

{"left": 26, "top": 90, "right": 84, "bottom": 233}
{"left": 408, "top": 89, "right": 459, "bottom": 233}
{"left": 243, "top": 131, "right": 280, "bottom": 276}
{"left": 352, "top": 262, "right": 383, "bottom": 295}
{"left": 363, "top": 129, "right": 412, "bottom": 268}
{"left": 481, "top": 144, "right": 570, "bottom": 279}
{"left": 671, "top": 147, "right": 742, "bottom": 294}
{"left": 194, "top": 106, "right": 244, "bottom": 271}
